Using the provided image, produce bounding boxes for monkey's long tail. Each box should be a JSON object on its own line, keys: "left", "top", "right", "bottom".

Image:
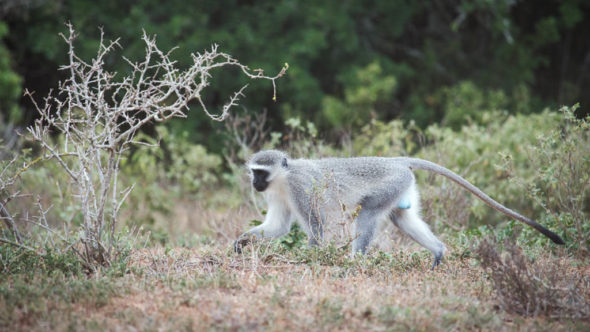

{"left": 400, "top": 157, "right": 565, "bottom": 245}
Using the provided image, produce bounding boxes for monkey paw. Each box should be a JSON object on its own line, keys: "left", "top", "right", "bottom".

{"left": 431, "top": 252, "right": 443, "bottom": 270}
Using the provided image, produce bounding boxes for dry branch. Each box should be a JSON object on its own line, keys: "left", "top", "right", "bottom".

{"left": 24, "top": 23, "right": 286, "bottom": 268}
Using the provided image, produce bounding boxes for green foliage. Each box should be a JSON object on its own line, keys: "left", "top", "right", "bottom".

{"left": 128, "top": 126, "right": 222, "bottom": 193}
{"left": 416, "top": 110, "right": 562, "bottom": 229}
{"left": 353, "top": 119, "right": 418, "bottom": 156}
{"left": 496, "top": 105, "right": 589, "bottom": 252}
{"left": 353, "top": 105, "right": 588, "bottom": 252}
{"left": 0, "top": 243, "right": 106, "bottom": 279}
{"left": 321, "top": 61, "right": 397, "bottom": 128}
{"left": 275, "top": 116, "right": 324, "bottom": 157}
{"left": 248, "top": 218, "right": 263, "bottom": 227}
{"left": 294, "top": 242, "right": 351, "bottom": 267}
{"left": 0, "top": 22, "right": 22, "bottom": 122}
{"left": 247, "top": 217, "right": 307, "bottom": 251}
{"left": 279, "top": 223, "right": 307, "bottom": 250}
{"left": 5, "top": 0, "right": 590, "bottom": 150}
{"left": 439, "top": 81, "right": 508, "bottom": 129}
{"left": 446, "top": 105, "right": 589, "bottom": 252}
{"left": 121, "top": 125, "right": 222, "bottom": 226}
{"left": 10, "top": 143, "right": 88, "bottom": 228}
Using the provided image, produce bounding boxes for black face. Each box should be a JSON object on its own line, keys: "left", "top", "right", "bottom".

{"left": 252, "top": 169, "right": 270, "bottom": 192}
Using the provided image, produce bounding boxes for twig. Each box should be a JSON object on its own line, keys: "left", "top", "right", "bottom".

{"left": 21, "top": 24, "right": 286, "bottom": 268}
{"left": 0, "top": 237, "right": 35, "bottom": 251}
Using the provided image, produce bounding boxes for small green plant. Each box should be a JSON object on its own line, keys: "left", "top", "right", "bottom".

{"left": 295, "top": 242, "right": 351, "bottom": 267}
{"left": 246, "top": 218, "right": 307, "bottom": 251}
{"left": 279, "top": 223, "right": 307, "bottom": 250}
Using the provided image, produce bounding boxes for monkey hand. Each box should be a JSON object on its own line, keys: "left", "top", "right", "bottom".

{"left": 233, "top": 234, "right": 253, "bottom": 253}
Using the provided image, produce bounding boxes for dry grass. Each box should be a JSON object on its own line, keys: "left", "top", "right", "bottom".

{"left": 2, "top": 203, "right": 589, "bottom": 331}
{"left": 477, "top": 239, "right": 590, "bottom": 319}
{"left": 7, "top": 243, "right": 586, "bottom": 331}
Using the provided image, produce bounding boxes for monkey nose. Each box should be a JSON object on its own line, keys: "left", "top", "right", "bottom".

{"left": 253, "top": 181, "right": 267, "bottom": 192}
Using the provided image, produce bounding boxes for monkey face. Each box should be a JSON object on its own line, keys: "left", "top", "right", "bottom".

{"left": 252, "top": 169, "right": 270, "bottom": 192}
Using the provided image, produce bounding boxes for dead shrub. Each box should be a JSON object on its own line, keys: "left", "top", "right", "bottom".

{"left": 476, "top": 238, "right": 590, "bottom": 320}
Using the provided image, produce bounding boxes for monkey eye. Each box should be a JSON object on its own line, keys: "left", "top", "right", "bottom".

{"left": 252, "top": 169, "right": 269, "bottom": 179}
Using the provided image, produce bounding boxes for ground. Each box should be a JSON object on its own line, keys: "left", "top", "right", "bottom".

{"left": 4, "top": 241, "right": 587, "bottom": 331}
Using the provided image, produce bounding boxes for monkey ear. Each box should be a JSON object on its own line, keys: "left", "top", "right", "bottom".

{"left": 282, "top": 157, "right": 288, "bottom": 168}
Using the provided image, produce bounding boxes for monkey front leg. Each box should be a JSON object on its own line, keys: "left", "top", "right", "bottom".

{"left": 234, "top": 201, "right": 292, "bottom": 253}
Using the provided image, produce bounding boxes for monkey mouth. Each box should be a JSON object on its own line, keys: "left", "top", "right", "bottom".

{"left": 253, "top": 182, "right": 269, "bottom": 192}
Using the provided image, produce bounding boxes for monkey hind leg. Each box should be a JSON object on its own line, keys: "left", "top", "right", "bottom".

{"left": 391, "top": 208, "right": 446, "bottom": 270}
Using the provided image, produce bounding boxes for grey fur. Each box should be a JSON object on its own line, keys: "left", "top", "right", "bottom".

{"left": 234, "top": 150, "right": 565, "bottom": 269}
{"left": 249, "top": 150, "right": 288, "bottom": 167}
{"left": 395, "top": 157, "right": 565, "bottom": 245}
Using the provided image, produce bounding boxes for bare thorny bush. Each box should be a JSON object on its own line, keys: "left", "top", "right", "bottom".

{"left": 0, "top": 157, "right": 24, "bottom": 247}
{"left": 476, "top": 238, "right": 590, "bottom": 320}
{"left": 223, "top": 109, "right": 270, "bottom": 165}
{"left": 1, "top": 23, "right": 285, "bottom": 270}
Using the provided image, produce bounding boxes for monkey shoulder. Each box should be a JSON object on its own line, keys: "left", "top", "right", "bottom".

{"left": 285, "top": 160, "right": 321, "bottom": 184}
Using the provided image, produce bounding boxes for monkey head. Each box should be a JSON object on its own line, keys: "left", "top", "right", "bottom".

{"left": 247, "top": 150, "right": 289, "bottom": 192}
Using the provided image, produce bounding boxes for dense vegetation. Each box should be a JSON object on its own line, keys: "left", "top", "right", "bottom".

{"left": 1, "top": 1, "right": 589, "bottom": 330}
{"left": 2, "top": 1, "right": 590, "bottom": 146}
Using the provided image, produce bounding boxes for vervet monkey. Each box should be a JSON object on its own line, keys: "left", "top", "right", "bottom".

{"left": 234, "top": 150, "right": 564, "bottom": 269}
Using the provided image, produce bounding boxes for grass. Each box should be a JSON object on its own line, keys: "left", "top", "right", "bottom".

{"left": 1, "top": 224, "right": 588, "bottom": 331}
{"left": 477, "top": 238, "right": 590, "bottom": 319}
{"left": 3, "top": 105, "right": 587, "bottom": 330}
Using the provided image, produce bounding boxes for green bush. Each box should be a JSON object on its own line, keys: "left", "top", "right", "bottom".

{"left": 120, "top": 125, "right": 223, "bottom": 226}
{"left": 352, "top": 105, "right": 588, "bottom": 251}
{"left": 0, "top": 22, "right": 22, "bottom": 123}
{"left": 125, "top": 125, "right": 222, "bottom": 193}
{"left": 496, "top": 105, "right": 589, "bottom": 251}
{"left": 439, "top": 81, "right": 508, "bottom": 129}
{"left": 321, "top": 61, "right": 397, "bottom": 129}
